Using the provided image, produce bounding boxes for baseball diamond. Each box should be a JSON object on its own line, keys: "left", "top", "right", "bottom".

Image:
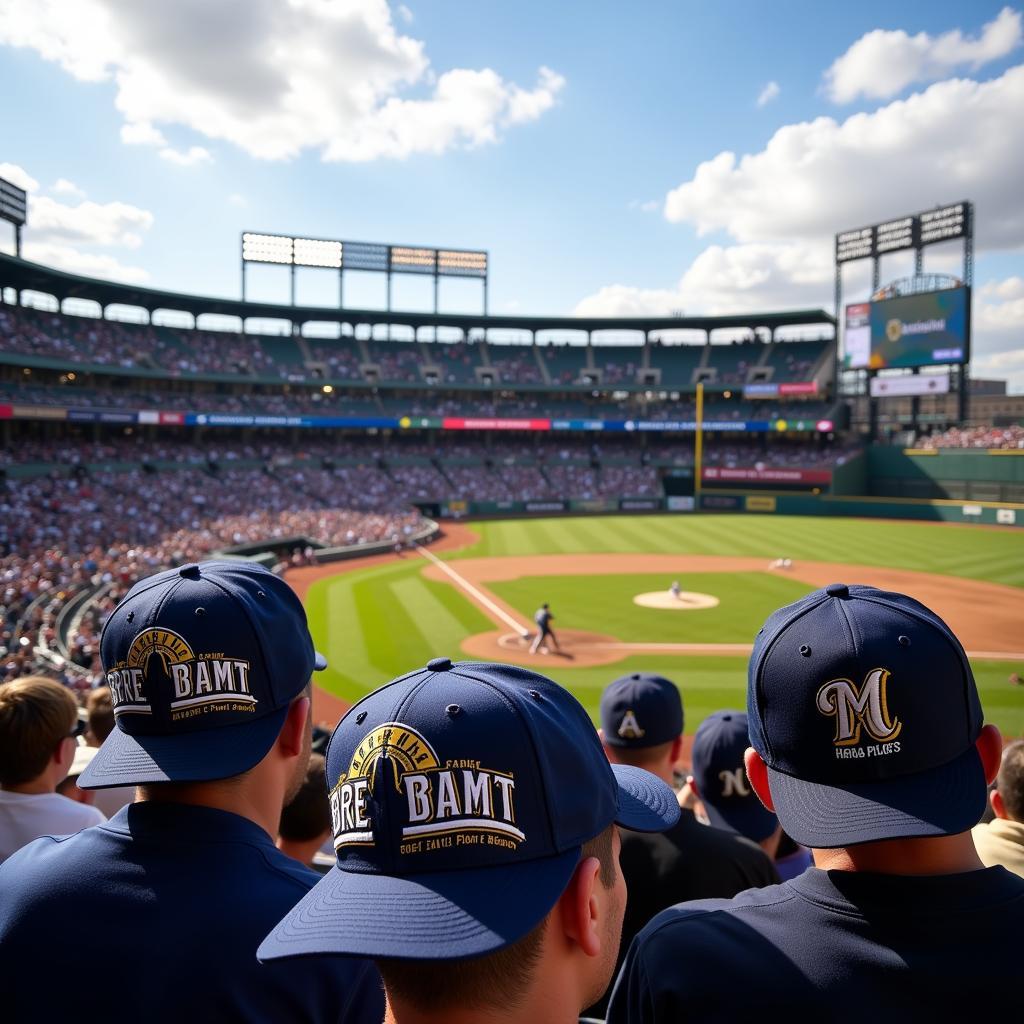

{"left": 294, "top": 514, "right": 1024, "bottom": 737}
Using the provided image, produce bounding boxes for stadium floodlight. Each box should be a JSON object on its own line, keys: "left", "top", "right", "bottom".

{"left": 391, "top": 246, "right": 437, "bottom": 274}
{"left": 437, "top": 249, "right": 488, "bottom": 278}
{"left": 0, "top": 174, "right": 28, "bottom": 257}
{"left": 242, "top": 232, "right": 293, "bottom": 264}
{"left": 294, "top": 237, "right": 342, "bottom": 269}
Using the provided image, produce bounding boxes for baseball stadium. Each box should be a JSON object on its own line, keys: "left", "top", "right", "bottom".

{"left": 0, "top": 204, "right": 1022, "bottom": 740}
{"left": 5, "top": 5, "right": 1024, "bottom": 1017}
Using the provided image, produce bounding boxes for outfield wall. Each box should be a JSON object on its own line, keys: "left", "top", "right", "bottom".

{"left": 866, "top": 447, "right": 1024, "bottom": 503}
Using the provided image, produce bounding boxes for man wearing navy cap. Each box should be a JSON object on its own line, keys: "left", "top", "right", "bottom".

{"left": 590, "top": 673, "right": 778, "bottom": 1017}
{"left": 259, "top": 657, "right": 680, "bottom": 1024}
{"left": 608, "top": 584, "right": 1024, "bottom": 1022}
{"left": 0, "top": 561, "right": 383, "bottom": 1024}
{"left": 689, "top": 710, "right": 811, "bottom": 880}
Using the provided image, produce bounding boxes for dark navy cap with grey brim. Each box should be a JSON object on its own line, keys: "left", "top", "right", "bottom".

{"left": 747, "top": 583, "right": 986, "bottom": 848}
{"left": 259, "top": 659, "right": 679, "bottom": 962}
{"left": 600, "top": 672, "right": 684, "bottom": 748}
{"left": 79, "top": 560, "right": 326, "bottom": 789}
{"left": 691, "top": 710, "right": 778, "bottom": 843}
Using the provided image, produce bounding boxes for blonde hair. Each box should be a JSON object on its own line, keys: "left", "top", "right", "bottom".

{"left": 0, "top": 676, "right": 78, "bottom": 785}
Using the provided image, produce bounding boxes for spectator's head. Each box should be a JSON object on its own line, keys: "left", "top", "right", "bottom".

{"left": 0, "top": 675, "right": 81, "bottom": 791}
{"left": 259, "top": 659, "right": 679, "bottom": 1021}
{"left": 744, "top": 584, "right": 1002, "bottom": 854}
{"left": 85, "top": 686, "right": 114, "bottom": 745}
{"left": 690, "top": 710, "right": 779, "bottom": 844}
{"left": 990, "top": 739, "right": 1024, "bottom": 824}
{"left": 78, "top": 561, "right": 325, "bottom": 814}
{"left": 277, "top": 752, "right": 331, "bottom": 867}
{"left": 599, "top": 672, "right": 683, "bottom": 785}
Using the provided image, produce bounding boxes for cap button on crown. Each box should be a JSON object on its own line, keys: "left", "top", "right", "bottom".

{"left": 178, "top": 564, "right": 202, "bottom": 580}
{"left": 825, "top": 583, "right": 849, "bottom": 598}
{"left": 427, "top": 657, "right": 453, "bottom": 672}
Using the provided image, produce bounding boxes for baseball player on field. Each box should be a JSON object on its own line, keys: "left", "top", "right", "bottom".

{"left": 530, "top": 601, "right": 561, "bottom": 654}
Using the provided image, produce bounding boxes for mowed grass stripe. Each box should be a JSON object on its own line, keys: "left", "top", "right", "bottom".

{"left": 352, "top": 571, "right": 432, "bottom": 681}
{"left": 390, "top": 575, "right": 489, "bottom": 659}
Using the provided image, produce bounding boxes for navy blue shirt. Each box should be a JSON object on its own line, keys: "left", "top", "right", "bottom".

{"left": 0, "top": 803, "right": 384, "bottom": 1024}
{"left": 607, "top": 866, "right": 1024, "bottom": 1022}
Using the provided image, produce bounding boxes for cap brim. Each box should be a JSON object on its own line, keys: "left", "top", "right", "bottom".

{"left": 259, "top": 847, "right": 582, "bottom": 962}
{"left": 78, "top": 705, "right": 289, "bottom": 789}
{"left": 611, "top": 764, "right": 681, "bottom": 832}
{"left": 767, "top": 745, "right": 987, "bottom": 849}
{"left": 702, "top": 798, "right": 778, "bottom": 843}
{"left": 314, "top": 651, "right": 327, "bottom": 671}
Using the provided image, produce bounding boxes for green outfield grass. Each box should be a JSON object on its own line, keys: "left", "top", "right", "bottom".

{"left": 305, "top": 515, "right": 1024, "bottom": 735}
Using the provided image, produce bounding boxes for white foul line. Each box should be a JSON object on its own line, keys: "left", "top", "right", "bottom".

{"left": 415, "top": 544, "right": 531, "bottom": 636}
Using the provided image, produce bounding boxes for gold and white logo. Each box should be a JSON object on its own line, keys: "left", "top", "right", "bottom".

{"left": 330, "top": 722, "right": 523, "bottom": 854}
{"left": 617, "top": 709, "right": 646, "bottom": 740}
{"left": 817, "top": 668, "right": 902, "bottom": 759}
{"left": 107, "top": 627, "right": 255, "bottom": 720}
{"left": 718, "top": 767, "right": 751, "bottom": 798}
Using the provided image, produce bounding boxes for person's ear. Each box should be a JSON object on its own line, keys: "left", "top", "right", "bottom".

{"left": 744, "top": 747, "right": 775, "bottom": 812}
{"left": 975, "top": 724, "right": 1002, "bottom": 787}
{"left": 558, "top": 854, "right": 603, "bottom": 958}
{"left": 687, "top": 775, "right": 701, "bottom": 800}
{"left": 278, "top": 695, "right": 311, "bottom": 758}
{"left": 991, "top": 788, "right": 1007, "bottom": 820}
{"left": 669, "top": 734, "right": 684, "bottom": 767}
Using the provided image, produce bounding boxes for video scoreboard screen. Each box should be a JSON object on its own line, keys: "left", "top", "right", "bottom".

{"left": 844, "top": 286, "right": 970, "bottom": 370}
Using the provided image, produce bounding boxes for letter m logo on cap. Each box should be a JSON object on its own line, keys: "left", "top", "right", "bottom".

{"left": 816, "top": 668, "right": 902, "bottom": 746}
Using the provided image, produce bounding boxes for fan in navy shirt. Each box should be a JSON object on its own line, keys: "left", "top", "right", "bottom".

{"left": 608, "top": 584, "right": 1024, "bottom": 1022}
{"left": 0, "top": 562, "right": 383, "bottom": 1024}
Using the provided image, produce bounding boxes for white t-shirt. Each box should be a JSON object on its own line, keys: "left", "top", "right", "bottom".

{"left": 0, "top": 790, "right": 106, "bottom": 862}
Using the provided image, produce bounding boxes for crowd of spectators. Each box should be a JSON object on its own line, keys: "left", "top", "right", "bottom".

{"left": 915, "top": 424, "right": 1024, "bottom": 450}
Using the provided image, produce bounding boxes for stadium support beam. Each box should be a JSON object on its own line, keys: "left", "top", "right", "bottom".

{"left": 694, "top": 382, "right": 705, "bottom": 507}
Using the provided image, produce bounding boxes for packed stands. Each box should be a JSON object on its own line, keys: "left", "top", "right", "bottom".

{"left": 914, "top": 425, "right": 1024, "bottom": 450}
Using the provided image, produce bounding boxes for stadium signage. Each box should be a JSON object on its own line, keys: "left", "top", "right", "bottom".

{"left": 742, "top": 381, "right": 818, "bottom": 399}
{"left": 869, "top": 373, "right": 950, "bottom": 398}
{"left": 835, "top": 202, "right": 969, "bottom": 263}
{"left": 703, "top": 466, "right": 832, "bottom": 485}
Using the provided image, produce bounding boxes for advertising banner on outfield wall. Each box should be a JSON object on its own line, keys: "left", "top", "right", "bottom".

{"left": 700, "top": 495, "right": 743, "bottom": 510}
{"left": 525, "top": 501, "right": 566, "bottom": 512}
{"left": 667, "top": 496, "right": 697, "bottom": 511}
{"left": 703, "top": 466, "right": 832, "bottom": 485}
{"left": 620, "top": 498, "right": 662, "bottom": 511}
{"left": 746, "top": 496, "right": 778, "bottom": 512}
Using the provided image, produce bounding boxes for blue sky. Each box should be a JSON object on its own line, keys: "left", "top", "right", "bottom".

{"left": 0, "top": 1, "right": 1022, "bottom": 386}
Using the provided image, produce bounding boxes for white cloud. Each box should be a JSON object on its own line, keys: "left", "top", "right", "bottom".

{"left": 51, "top": 178, "right": 84, "bottom": 198}
{"left": 664, "top": 64, "right": 1024, "bottom": 250}
{"left": 0, "top": 0, "right": 563, "bottom": 162}
{"left": 574, "top": 241, "right": 841, "bottom": 319}
{"left": 397, "top": 4, "right": 413, "bottom": 24}
{"left": 158, "top": 145, "right": 212, "bottom": 166}
{"left": 21, "top": 241, "right": 150, "bottom": 283}
{"left": 756, "top": 81, "right": 780, "bottom": 107}
{"left": 971, "top": 277, "right": 1024, "bottom": 389}
{"left": 0, "top": 162, "right": 39, "bottom": 192}
{"left": 627, "top": 199, "right": 660, "bottom": 213}
{"left": 824, "top": 7, "right": 1022, "bottom": 102}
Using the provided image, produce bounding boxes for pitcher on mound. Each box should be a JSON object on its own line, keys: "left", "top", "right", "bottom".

{"left": 530, "top": 602, "right": 561, "bottom": 654}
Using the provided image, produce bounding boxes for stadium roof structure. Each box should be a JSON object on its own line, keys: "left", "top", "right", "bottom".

{"left": 0, "top": 252, "right": 834, "bottom": 336}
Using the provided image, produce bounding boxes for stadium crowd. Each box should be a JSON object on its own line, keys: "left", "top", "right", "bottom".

{"left": 915, "top": 424, "right": 1024, "bottom": 449}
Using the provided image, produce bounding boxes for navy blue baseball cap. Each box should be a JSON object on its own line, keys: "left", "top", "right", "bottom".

{"left": 258, "top": 659, "right": 679, "bottom": 962}
{"left": 747, "top": 583, "right": 986, "bottom": 848}
{"left": 691, "top": 711, "right": 778, "bottom": 843}
{"left": 79, "top": 560, "right": 326, "bottom": 789}
{"left": 600, "top": 672, "right": 683, "bottom": 748}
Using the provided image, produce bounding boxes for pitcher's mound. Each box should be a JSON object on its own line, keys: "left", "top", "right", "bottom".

{"left": 634, "top": 590, "right": 719, "bottom": 610}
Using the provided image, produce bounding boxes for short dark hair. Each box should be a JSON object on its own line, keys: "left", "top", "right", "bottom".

{"left": 279, "top": 753, "right": 330, "bottom": 841}
{"left": 86, "top": 686, "right": 115, "bottom": 743}
{"left": 997, "top": 739, "right": 1024, "bottom": 823}
{"left": 376, "top": 826, "right": 616, "bottom": 1013}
